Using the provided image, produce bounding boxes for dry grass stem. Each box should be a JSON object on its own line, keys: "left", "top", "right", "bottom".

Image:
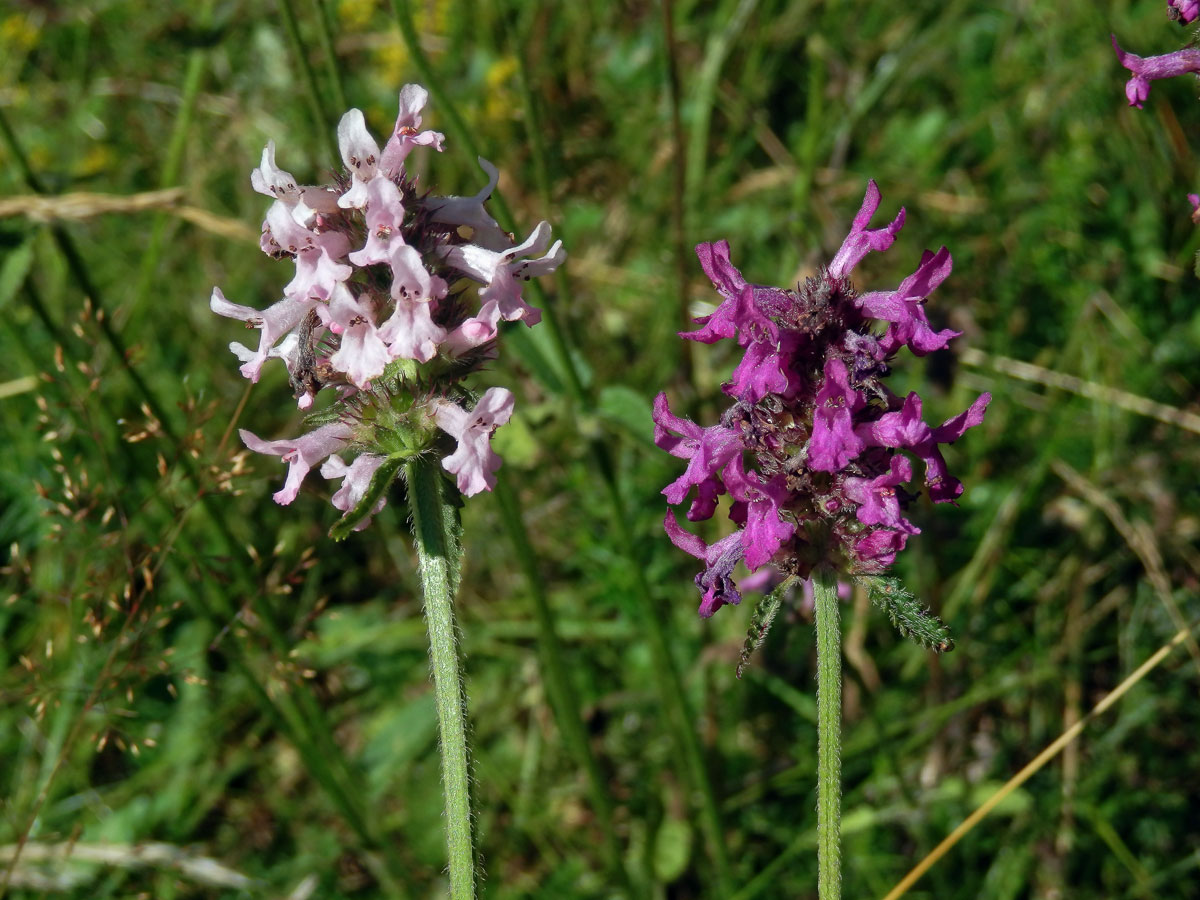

{"left": 0, "top": 189, "right": 258, "bottom": 243}
{"left": 961, "top": 348, "right": 1200, "bottom": 435}
{"left": 879, "top": 624, "right": 1197, "bottom": 900}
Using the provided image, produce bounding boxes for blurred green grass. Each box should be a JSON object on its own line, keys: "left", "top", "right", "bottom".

{"left": 2, "top": 0, "right": 1199, "bottom": 897}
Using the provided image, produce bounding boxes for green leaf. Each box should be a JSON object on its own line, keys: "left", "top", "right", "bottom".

{"left": 736, "top": 576, "right": 795, "bottom": 678}
{"left": 0, "top": 238, "right": 34, "bottom": 313}
{"left": 403, "top": 455, "right": 464, "bottom": 598}
{"left": 858, "top": 575, "right": 954, "bottom": 652}
{"left": 596, "top": 384, "right": 655, "bottom": 446}
{"left": 653, "top": 815, "right": 692, "bottom": 884}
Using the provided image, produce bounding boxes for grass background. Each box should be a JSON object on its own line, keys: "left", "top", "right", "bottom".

{"left": 2, "top": 0, "right": 1199, "bottom": 897}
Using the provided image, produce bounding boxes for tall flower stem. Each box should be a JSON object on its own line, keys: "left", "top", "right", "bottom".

{"left": 813, "top": 567, "right": 842, "bottom": 899}
{"left": 407, "top": 457, "right": 475, "bottom": 898}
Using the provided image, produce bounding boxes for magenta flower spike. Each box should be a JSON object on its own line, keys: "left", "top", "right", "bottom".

{"left": 210, "top": 86, "right": 565, "bottom": 535}
{"left": 655, "top": 181, "right": 989, "bottom": 618}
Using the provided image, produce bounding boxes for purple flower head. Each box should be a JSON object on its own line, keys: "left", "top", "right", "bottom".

{"left": 723, "top": 456, "right": 794, "bottom": 570}
{"left": 211, "top": 86, "right": 564, "bottom": 533}
{"left": 843, "top": 454, "right": 919, "bottom": 533}
{"left": 858, "top": 392, "right": 991, "bottom": 503}
{"left": 658, "top": 181, "right": 989, "bottom": 614}
{"left": 1112, "top": 35, "right": 1200, "bottom": 109}
{"left": 858, "top": 247, "right": 960, "bottom": 356}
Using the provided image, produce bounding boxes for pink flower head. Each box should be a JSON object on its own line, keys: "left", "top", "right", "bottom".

{"left": 442, "top": 221, "right": 565, "bottom": 328}
{"left": 378, "top": 295, "right": 447, "bottom": 363}
{"left": 250, "top": 142, "right": 340, "bottom": 227}
{"left": 1112, "top": 34, "right": 1200, "bottom": 109}
{"left": 426, "top": 158, "right": 510, "bottom": 250}
{"left": 348, "top": 177, "right": 407, "bottom": 267}
{"left": 211, "top": 85, "right": 562, "bottom": 530}
{"left": 210, "top": 286, "right": 317, "bottom": 384}
{"left": 324, "top": 284, "right": 389, "bottom": 388}
{"left": 432, "top": 388, "right": 515, "bottom": 496}
{"left": 336, "top": 109, "right": 383, "bottom": 210}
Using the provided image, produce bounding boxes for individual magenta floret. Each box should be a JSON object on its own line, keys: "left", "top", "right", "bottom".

{"left": 210, "top": 85, "right": 564, "bottom": 533}
{"left": 655, "top": 182, "right": 989, "bottom": 617}
{"left": 1112, "top": 34, "right": 1200, "bottom": 108}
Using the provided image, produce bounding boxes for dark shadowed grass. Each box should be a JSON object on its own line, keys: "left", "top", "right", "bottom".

{"left": 1, "top": 0, "right": 1199, "bottom": 897}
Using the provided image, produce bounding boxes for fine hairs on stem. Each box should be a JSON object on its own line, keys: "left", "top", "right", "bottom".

{"left": 407, "top": 457, "right": 476, "bottom": 898}
{"left": 813, "top": 569, "right": 842, "bottom": 899}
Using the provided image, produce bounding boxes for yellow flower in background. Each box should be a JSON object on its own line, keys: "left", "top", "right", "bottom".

{"left": 77, "top": 144, "right": 115, "bottom": 179}
{"left": 483, "top": 56, "right": 519, "bottom": 125}
{"left": 0, "top": 13, "right": 40, "bottom": 53}
{"left": 373, "top": 38, "right": 410, "bottom": 87}
{"left": 338, "top": 0, "right": 376, "bottom": 31}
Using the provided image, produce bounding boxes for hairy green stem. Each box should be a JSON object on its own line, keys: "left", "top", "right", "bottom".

{"left": 814, "top": 568, "right": 842, "bottom": 899}
{"left": 406, "top": 458, "right": 475, "bottom": 898}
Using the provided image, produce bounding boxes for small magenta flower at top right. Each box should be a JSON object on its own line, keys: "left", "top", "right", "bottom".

{"left": 1113, "top": 3, "right": 1200, "bottom": 109}
{"left": 654, "top": 182, "right": 989, "bottom": 619}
